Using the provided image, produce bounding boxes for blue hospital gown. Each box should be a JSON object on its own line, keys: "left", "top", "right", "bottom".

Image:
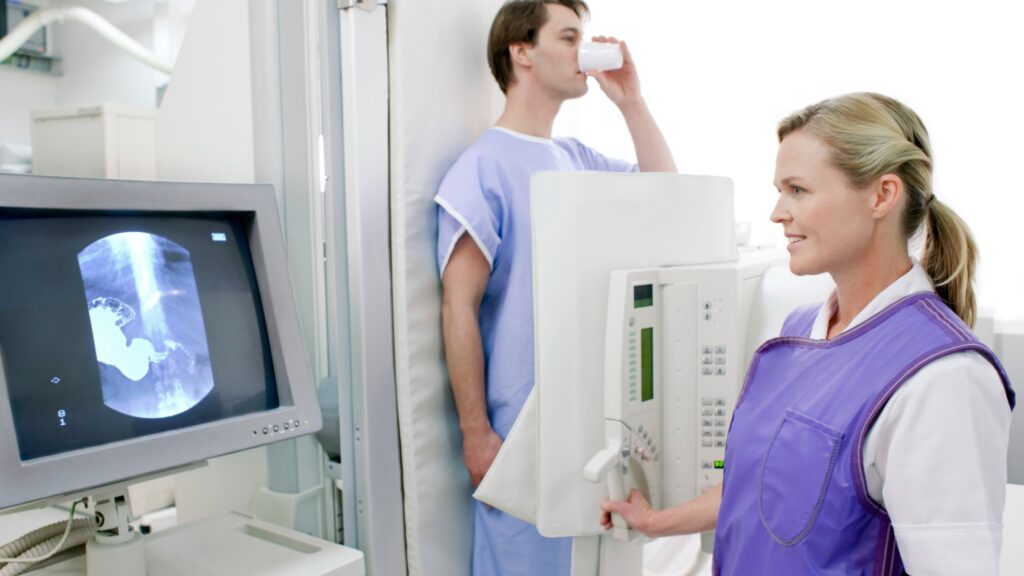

{"left": 436, "top": 127, "right": 636, "bottom": 576}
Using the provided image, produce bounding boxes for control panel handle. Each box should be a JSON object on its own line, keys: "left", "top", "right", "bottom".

{"left": 583, "top": 440, "right": 632, "bottom": 541}
{"left": 583, "top": 446, "right": 618, "bottom": 483}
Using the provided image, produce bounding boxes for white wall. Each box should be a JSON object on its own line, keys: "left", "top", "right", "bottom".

{"left": 155, "top": 0, "right": 253, "bottom": 182}
{"left": 557, "top": 0, "right": 1024, "bottom": 321}
{"left": 53, "top": 0, "right": 160, "bottom": 109}
{"left": 0, "top": 68, "right": 55, "bottom": 144}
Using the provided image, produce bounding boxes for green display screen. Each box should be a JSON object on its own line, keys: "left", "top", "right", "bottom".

{"left": 714, "top": 460, "right": 725, "bottom": 470}
{"left": 634, "top": 284, "right": 653, "bottom": 308}
{"left": 641, "top": 327, "right": 654, "bottom": 402}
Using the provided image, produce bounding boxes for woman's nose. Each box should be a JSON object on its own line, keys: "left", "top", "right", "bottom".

{"left": 770, "top": 197, "right": 789, "bottom": 224}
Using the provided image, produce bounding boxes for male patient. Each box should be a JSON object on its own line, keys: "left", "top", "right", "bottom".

{"left": 436, "top": 1, "right": 676, "bottom": 574}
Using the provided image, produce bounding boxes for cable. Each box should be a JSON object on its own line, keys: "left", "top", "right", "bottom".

{"left": 0, "top": 524, "right": 97, "bottom": 576}
{"left": 0, "top": 5, "right": 173, "bottom": 73}
{"left": 0, "top": 500, "right": 96, "bottom": 570}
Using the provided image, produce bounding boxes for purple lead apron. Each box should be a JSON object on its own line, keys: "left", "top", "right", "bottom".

{"left": 713, "top": 292, "right": 1015, "bottom": 575}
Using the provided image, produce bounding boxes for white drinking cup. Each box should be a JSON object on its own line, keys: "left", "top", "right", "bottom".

{"left": 578, "top": 41, "right": 623, "bottom": 72}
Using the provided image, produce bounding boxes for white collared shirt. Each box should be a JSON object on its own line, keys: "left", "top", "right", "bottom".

{"left": 810, "top": 262, "right": 1011, "bottom": 575}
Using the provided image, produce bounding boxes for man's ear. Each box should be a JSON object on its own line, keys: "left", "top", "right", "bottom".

{"left": 509, "top": 42, "right": 532, "bottom": 68}
{"left": 871, "top": 173, "right": 904, "bottom": 220}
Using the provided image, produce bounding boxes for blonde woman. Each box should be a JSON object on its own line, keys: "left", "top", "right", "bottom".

{"left": 603, "top": 93, "right": 1015, "bottom": 575}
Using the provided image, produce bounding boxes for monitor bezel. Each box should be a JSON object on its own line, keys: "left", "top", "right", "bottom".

{"left": 0, "top": 173, "right": 322, "bottom": 513}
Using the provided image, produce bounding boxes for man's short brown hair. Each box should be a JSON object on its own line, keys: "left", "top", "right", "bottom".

{"left": 487, "top": 0, "right": 589, "bottom": 94}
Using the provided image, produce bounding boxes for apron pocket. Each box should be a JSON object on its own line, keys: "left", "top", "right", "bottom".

{"left": 758, "top": 408, "right": 843, "bottom": 546}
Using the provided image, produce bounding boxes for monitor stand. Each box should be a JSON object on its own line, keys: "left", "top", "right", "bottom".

{"left": 6, "top": 492, "right": 364, "bottom": 576}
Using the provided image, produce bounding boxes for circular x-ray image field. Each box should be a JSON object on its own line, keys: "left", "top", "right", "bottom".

{"left": 78, "top": 232, "right": 213, "bottom": 418}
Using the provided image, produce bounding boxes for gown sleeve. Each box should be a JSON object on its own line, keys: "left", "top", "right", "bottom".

{"left": 434, "top": 153, "right": 506, "bottom": 276}
{"left": 557, "top": 137, "right": 639, "bottom": 173}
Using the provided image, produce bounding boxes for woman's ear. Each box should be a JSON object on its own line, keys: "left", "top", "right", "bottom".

{"left": 871, "top": 174, "right": 904, "bottom": 220}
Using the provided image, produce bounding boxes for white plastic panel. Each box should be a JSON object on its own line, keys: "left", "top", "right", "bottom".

{"left": 661, "top": 282, "right": 698, "bottom": 506}
{"left": 340, "top": 5, "right": 405, "bottom": 575}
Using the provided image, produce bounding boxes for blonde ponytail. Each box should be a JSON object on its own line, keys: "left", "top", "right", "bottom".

{"left": 923, "top": 198, "right": 978, "bottom": 326}
{"left": 779, "top": 92, "right": 978, "bottom": 326}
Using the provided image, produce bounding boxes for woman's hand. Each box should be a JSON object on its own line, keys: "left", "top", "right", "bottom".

{"left": 601, "top": 488, "right": 658, "bottom": 536}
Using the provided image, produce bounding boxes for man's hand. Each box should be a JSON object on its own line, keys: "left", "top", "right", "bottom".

{"left": 586, "top": 37, "right": 641, "bottom": 109}
{"left": 586, "top": 36, "right": 677, "bottom": 172}
{"left": 463, "top": 427, "right": 503, "bottom": 487}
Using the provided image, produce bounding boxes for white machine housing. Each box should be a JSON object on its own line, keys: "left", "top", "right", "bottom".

{"left": 527, "top": 172, "right": 737, "bottom": 538}
{"left": 583, "top": 249, "right": 821, "bottom": 541}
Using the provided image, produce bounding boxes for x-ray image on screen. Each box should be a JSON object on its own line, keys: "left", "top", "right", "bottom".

{"left": 78, "top": 232, "right": 214, "bottom": 419}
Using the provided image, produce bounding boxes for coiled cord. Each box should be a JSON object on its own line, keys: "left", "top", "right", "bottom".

{"left": 0, "top": 501, "right": 97, "bottom": 574}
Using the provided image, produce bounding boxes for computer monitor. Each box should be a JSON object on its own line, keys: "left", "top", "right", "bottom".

{"left": 0, "top": 173, "right": 322, "bottom": 513}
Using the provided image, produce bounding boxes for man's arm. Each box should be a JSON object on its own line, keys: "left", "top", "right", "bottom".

{"left": 441, "top": 233, "right": 502, "bottom": 487}
{"left": 588, "top": 37, "right": 677, "bottom": 173}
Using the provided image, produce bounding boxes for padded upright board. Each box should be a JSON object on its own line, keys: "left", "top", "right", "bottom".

{"left": 387, "top": 1, "right": 506, "bottom": 574}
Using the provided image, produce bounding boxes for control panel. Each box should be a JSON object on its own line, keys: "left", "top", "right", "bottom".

{"left": 584, "top": 270, "right": 661, "bottom": 541}
{"left": 661, "top": 269, "right": 739, "bottom": 499}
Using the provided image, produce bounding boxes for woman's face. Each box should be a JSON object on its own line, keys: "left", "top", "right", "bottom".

{"left": 771, "top": 129, "right": 877, "bottom": 277}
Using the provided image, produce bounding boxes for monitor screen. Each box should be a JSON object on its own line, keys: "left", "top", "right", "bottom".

{"left": 0, "top": 211, "right": 278, "bottom": 461}
{"left": 0, "top": 174, "right": 321, "bottom": 513}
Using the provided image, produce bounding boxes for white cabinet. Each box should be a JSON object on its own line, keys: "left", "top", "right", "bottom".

{"left": 31, "top": 104, "right": 156, "bottom": 179}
